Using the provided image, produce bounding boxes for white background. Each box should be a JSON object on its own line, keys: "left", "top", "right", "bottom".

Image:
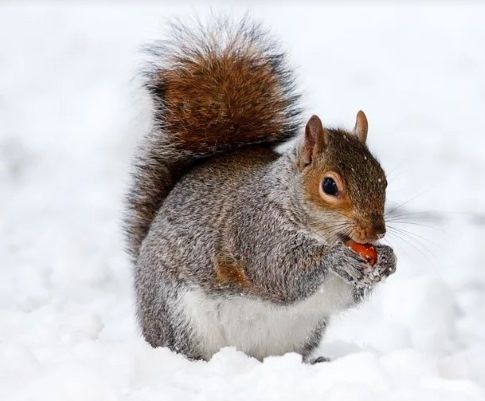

{"left": 1, "top": 2, "right": 485, "bottom": 400}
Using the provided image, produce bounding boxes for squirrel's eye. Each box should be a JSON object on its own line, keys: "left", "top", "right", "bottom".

{"left": 322, "top": 177, "right": 339, "bottom": 196}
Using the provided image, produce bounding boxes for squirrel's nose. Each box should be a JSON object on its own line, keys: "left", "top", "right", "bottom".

{"left": 373, "top": 221, "right": 386, "bottom": 240}
{"left": 365, "top": 213, "right": 386, "bottom": 241}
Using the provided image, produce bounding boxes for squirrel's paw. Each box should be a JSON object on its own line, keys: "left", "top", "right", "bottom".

{"left": 358, "top": 244, "right": 397, "bottom": 287}
{"left": 328, "top": 245, "right": 368, "bottom": 286}
{"left": 330, "top": 244, "right": 396, "bottom": 288}
{"left": 374, "top": 244, "right": 397, "bottom": 275}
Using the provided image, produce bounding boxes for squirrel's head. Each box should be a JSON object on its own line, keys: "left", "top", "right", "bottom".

{"left": 297, "top": 111, "right": 387, "bottom": 244}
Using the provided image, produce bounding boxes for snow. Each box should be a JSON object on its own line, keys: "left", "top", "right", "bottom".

{"left": 1, "top": 2, "right": 485, "bottom": 400}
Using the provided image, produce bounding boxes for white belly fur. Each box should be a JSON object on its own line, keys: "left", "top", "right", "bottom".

{"left": 180, "top": 273, "right": 354, "bottom": 360}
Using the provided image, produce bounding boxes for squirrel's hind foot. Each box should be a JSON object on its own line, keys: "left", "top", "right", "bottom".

{"left": 304, "top": 355, "right": 332, "bottom": 364}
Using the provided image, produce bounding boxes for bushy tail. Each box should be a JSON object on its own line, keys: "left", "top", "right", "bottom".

{"left": 125, "top": 16, "right": 303, "bottom": 259}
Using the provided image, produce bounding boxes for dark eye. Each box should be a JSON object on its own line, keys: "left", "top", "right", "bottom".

{"left": 322, "top": 177, "right": 339, "bottom": 196}
{"left": 385, "top": 179, "right": 388, "bottom": 188}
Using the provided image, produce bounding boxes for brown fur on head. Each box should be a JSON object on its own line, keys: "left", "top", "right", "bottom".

{"left": 298, "top": 112, "right": 387, "bottom": 244}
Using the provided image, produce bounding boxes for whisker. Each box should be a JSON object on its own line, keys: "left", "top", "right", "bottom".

{"left": 386, "top": 219, "right": 443, "bottom": 233}
{"left": 386, "top": 228, "right": 437, "bottom": 263}
{"left": 381, "top": 235, "right": 412, "bottom": 261}
{"left": 386, "top": 225, "right": 441, "bottom": 248}
{"left": 385, "top": 210, "right": 444, "bottom": 221}
{"left": 386, "top": 231, "right": 436, "bottom": 265}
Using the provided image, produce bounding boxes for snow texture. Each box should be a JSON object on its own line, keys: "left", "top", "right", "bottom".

{"left": 1, "top": 3, "right": 485, "bottom": 401}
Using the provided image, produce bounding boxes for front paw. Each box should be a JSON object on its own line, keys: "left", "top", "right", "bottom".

{"left": 359, "top": 244, "right": 397, "bottom": 287}
{"left": 329, "top": 244, "right": 396, "bottom": 288}
{"left": 328, "top": 245, "right": 368, "bottom": 287}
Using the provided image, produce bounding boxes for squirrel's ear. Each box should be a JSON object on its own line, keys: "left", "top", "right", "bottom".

{"left": 299, "top": 115, "right": 328, "bottom": 169}
{"left": 353, "top": 110, "right": 368, "bottom": 144}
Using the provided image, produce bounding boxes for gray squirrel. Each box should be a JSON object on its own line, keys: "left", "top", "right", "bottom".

{"left": 124, "top": 17, "right": 397, "bottom": 362}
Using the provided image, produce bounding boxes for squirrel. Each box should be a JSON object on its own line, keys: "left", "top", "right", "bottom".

{"left": 124, "top": 16, "right": 397, "bottom": 363}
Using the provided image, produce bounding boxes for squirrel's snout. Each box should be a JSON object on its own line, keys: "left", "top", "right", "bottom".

{"left": 366, "top": 228, "right": 386, "bottom": 242}
{"left": 352, "top": 218, "right": 386, "bottom": 243}
{"left": 368, "top": 213, "right": 386, "bottom": 241}
{"left": 373, "top": 221, "right": 386, "bottom": 239}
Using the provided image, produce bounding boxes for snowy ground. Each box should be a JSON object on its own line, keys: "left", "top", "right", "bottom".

{"left": 1, "top": 3, "right": 485, "bottom": 400}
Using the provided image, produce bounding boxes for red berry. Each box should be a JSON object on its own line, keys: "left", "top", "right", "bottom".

{"left": 346, "top": 240, "right": 377, "bottom": 266}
